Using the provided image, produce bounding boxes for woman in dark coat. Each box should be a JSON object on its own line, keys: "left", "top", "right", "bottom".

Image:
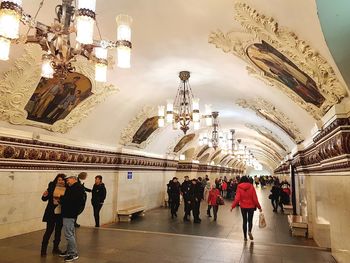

{"left": 41, "top": 174, "right": 66, "bottom": 256}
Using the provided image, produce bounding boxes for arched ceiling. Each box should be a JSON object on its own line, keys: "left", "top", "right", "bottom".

{"left": 0, "top": 0, "right": 348, "bottom": 173}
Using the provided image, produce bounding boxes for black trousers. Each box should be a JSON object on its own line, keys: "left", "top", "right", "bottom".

{"left": 93, "top": 203, "right": 103, "bottom": 227}
{"left": 170, "top": 197, "right": 180, "bottom": 215}
{"left": 240, "top": 208, "right": 255, "bottom": 238}
{"left": 271, "top": 198, "right": 278, "bottom": 211}
{"left": 191, "top": 201, "right": 201, "bottom": 220}
{"left": 184, "top": 198, "right": 191, "bottom": 218}
{"left": 207, "top": 205, "right": 219, "bottom": 219}
{"left": 42, "top": 215, "right": 63, "bottom": 247}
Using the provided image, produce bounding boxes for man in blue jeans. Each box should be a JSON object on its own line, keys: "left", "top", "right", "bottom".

{"left": 59, "top": 175, "right": 85, "bottom": 262}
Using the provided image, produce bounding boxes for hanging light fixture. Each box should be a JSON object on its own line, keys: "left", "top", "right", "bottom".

{"left": 158, "top": 71, "right": 211, "bottom": 134}
{"left": 0, "top": 0, "right": 132, "bottom": 81}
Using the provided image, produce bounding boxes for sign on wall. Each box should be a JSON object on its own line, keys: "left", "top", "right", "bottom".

{"left": 127, "top": 171, "right": 133, "bottom": 180}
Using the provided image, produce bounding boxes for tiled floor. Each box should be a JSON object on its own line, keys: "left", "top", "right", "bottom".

{"left": 0, "top": 186, "right": 336, "bottom": 262}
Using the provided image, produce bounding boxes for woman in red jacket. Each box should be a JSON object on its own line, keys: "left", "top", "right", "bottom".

{"left": 208, "top": 185, "right": 221, "bottom": 221}
{"left": 230, "top": 176, "right": 262, "bottom": 241}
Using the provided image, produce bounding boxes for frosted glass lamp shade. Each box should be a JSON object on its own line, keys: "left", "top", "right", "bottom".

{"left": 0, "top": 0, "right": 22, "bottom": 39}
{"left": 41, "top": 55, "right": 54, "bottom": 78}
{"left": 76, "top": 16, "right": 94, "bottom": 44}
{"left": 0, "top": 37, "right": 11, "bottom": 60}
{"left": 116, "top": 14, "right": 132, "bottom": 41}
{"left": 78, "top": 0, "right": 96, "bottom": 11}
{"left": 117, "top": 45, "right": 131, "bottom": 68}
{"left": 95, "top": 63, "right": 107, "bottom": 82}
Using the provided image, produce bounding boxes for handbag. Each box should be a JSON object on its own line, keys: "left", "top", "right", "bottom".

{"left": 268, "top": 194, "right": 273, "bottom": 199}
{"left": 216, "top": 195, "right": 225, "bottom": 205}
{"left": 259, "top": 212, "right": 267, "bottom": 228}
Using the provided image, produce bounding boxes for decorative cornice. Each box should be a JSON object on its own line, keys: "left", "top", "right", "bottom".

{"left": 0, "top": 136, "right": 244, "bottom": 173}
{"left": 275, "top": 117, "right": 350, "bottom": 174}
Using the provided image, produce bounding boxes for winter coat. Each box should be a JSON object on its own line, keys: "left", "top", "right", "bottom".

{"left": 270, "top": 185, "right": 280, "bottom": 199}
{"left": 91, "top": 183, "right": 107, "bottom": 206}
{"left": 60, "top": 182, "right": 85, "bottom": 218}
{"left": 42, "top": 182, "right": 64, "bottom": 222}
{"left": 189, "top": 183, "right": 203, "bottom": 203}
{"left": 208, "top": 188, "right": 220, "bottom": 206}
{"left": 231, "top": 182, "right": 261, "bottom": 209}
{"left": 167, "top": 181, "right": 181, "bottom": 201}
{"left": 181, "top": 180, "right": 192, "bottom": 200}
{"left": 221, "top": 181, "right": 227, "bottom": 191}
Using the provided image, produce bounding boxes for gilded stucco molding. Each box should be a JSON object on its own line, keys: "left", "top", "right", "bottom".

{"left": 0, "top": 44, "right": 117, "bottom": 133}
{"left": 209, "top": 2, "right": 347, "bottom": 120}
{"left": 119, "top": 105, "right": 159, "bottom": 149}
{"left": 245, "top": 123, "right": 289, "bottom": 152}
{"left": 236, "top": 98, "right": 304, "bottom": 143}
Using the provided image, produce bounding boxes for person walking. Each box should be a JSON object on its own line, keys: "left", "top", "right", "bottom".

{"left": 41, "top": 174, "right": 66, "bottom": 256}
{"left": 270, "top": 181, "right": 281, "bottom": 212}
{"left": 168, "top": 177, "right": 181, "bottom": 218}
{"left": 231, "top": 176, "right": 262, "bottom": 241}
{"left": 181, "top": 176, "right": 192, "bottom": 221}
{"left": 189, "top": 178, "right": 202, "bottom": 223}
{"left": 59, "top": 175, "right": 85, "bottom": 262}
{"left": 207, "top": 185, "right": 221, "bottom": 221}
{"left": 89, "top": 175, "right": 107, "bottom": 227}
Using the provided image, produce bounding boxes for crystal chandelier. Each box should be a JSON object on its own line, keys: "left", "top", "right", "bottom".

{"left": 158, "top": 71, "right": 212, "bottom": 134}
{"left": 0, "top": 0, "right": 132, "bottom": 81}
{"left": 198, "top": 111, "right": 225, "bottom": 150}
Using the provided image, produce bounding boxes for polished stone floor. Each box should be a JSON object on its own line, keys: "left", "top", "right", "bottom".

{"left": 0, "top": 186, "right": 336, "bottom": 262}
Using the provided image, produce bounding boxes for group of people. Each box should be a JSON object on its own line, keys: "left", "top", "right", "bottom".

{"left": 40, "top": 172, "right": 107, "bottom": 262}
{"left": 269, "top": 178, "right": 291, "bottom": 213}
{"left": 167, "top": 175, "right": 263, "bottom": 241}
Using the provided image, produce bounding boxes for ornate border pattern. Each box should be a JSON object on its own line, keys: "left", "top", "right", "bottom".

{"left": 119, "top": 105, "right": 160, "bottom": 149}
{"left": 209, "top": 2, "right": 347, "bottom": 120}
{"left": 275, "top": 117, "right": 350, "bottom": 174}
{"left": 236, "top": 98, "right": 304, "bottom": 143}
{"left": 0, "top": 44, "right": 118, "bottom": 133}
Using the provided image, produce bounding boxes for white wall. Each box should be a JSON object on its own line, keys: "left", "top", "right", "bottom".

{"left": 0, "top": 169, "right": 175, "bottom": 239}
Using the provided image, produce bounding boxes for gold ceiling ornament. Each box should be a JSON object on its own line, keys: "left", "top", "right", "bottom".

{"left": 0, "top": 44, "right": 117, "bottom": 133}
{"left": 209, "top": 2, "right": 347, "bottom": 120}
{"left": 245, "top": 123, "right": 289, "bottom": 152}
{"left": 236, "top": 97, "right": 304, "bottom": 143}
{"left": 119, "top": 105, "right": 162, "bottom": 149}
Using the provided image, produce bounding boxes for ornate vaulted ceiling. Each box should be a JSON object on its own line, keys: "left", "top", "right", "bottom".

{"left": 0, "top": 0, "right": 348, "bottom": 173}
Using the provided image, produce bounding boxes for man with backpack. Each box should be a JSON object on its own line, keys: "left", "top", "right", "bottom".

{"left": 59, "top": 175, "right": 85, "bottom": 262}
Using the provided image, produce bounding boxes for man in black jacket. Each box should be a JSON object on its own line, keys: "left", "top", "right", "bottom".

{"left": 167, "top": 177, "right": 180, "bottom": 219}
{"left": 60, "top": 175, "right": 85, "bottom": 262}
{"left": 181, "top": 176, "right": 192, "bottom": 221}
{"left": 189, "top": 178, "right": 203, "bottom": 223}
{"left": 87, "top": 175, "right": 107, "bottom": 227}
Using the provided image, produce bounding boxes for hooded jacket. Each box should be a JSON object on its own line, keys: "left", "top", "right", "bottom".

{"left": 231, "top": 182, "right": 261, "bottom": 209}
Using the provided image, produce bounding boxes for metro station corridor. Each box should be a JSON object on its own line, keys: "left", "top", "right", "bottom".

{"left": 0, "top": 188, "right": 336, "bottom": 263}
{"left": 0, "top": 0, "right": 349, "bottom": 262}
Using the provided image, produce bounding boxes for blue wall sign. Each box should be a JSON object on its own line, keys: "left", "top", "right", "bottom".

{"left": 127, "top": 171, "right": 133, "bottom": 180}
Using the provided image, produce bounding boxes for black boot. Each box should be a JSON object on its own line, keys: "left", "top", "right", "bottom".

{"left": 52, "top": 243, "right": 63, "bottom": 255}
{"left": 41, "top": 242, "right": 48, "bottom": 257}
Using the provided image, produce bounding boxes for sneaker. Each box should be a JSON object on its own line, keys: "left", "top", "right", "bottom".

{"left": 59, "top": 251, "right": 68, "bottom": 257}
{"left": 74, "top": 223, "right": 80, "bottom": 228}
{"left": 248, "top": 232, "right": 254, "bottom": 240}
{"left": 52, "top": 247, "right": 63, "bottom": 255}
{"left": 64, "top": 254, "right": 79, "bottom": 262}
{"left": 244, "top": 237, "right": 248, "bottom": 241}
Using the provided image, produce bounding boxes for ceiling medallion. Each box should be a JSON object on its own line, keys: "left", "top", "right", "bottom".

{"left": 0, "top": 0, "right": 132, "bottom": 81}
{"left": 209, "top": 2, "right": 347, "bottom": 120}
{"left": 158, "top": 71, "right": 212, "bottom": 134}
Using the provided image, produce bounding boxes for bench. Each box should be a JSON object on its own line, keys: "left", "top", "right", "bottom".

{"left": 117, "top": 206, "right": 146, "bottom": 222}
{"left": 283, "top": 204, "right": 293, "bottom": 215}
{"left": 287, "top": 215, "right": 308, "bottom": 237}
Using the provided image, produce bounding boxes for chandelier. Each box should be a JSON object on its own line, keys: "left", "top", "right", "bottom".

{"left": 199, "top": 111, "right": 225, "bottom": 150}
{"left": 0, "top": 0, "right": 132, "bottom": 81}
{"left": 158, "top": 71, "right": 212, "bottom": 134}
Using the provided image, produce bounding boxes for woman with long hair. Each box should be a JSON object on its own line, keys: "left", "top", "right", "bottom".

{"left": 41, "top": 173, "right": 66, "bottom": 256}
{"left": 230, "top": 176, "right": 262, "bottom": 241}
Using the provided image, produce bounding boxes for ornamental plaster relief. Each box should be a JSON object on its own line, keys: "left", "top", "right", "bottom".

{"left": 209, "top": 2, "right": 347, "bottom": 120}
{"left": 0, "top": 44, "right": 118, "bottom": 133}
{"left": 119, "top": 105, "right": 160, "bottom": 149}
{"left": 236, "top": 97, "right": 304, "bottom": 143}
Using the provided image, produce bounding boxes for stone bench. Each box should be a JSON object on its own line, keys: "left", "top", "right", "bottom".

{"left": 287, "top": 215, "right": 308, "bottom": 237}
{"left": 117, "top": 206, "right": 146, "bottom": 222}
{"left": 283, "top": 204, "right": 293, "bottom": 215}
